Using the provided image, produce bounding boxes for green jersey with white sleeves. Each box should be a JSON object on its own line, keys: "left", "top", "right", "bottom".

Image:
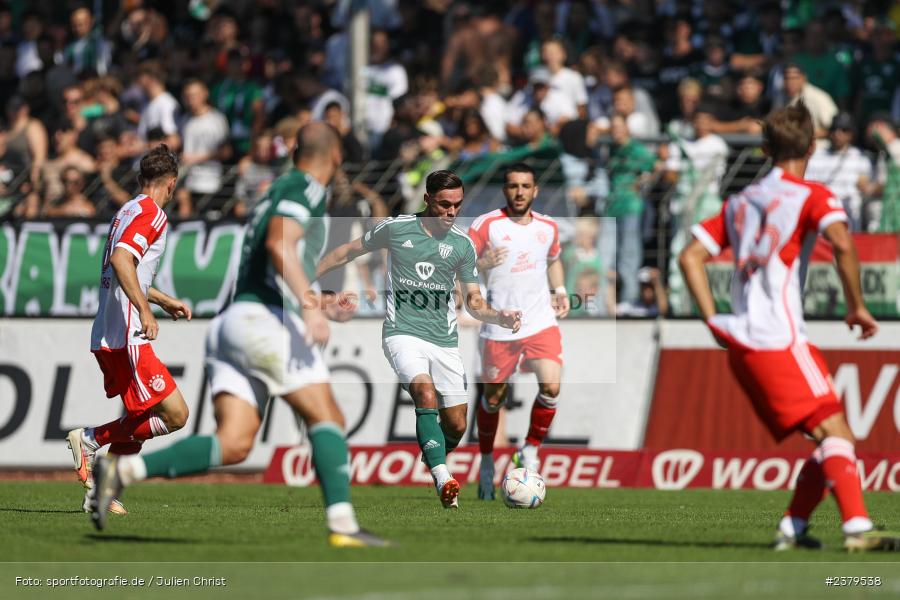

{"left": 233, "top": 168, "right": 329, "bottom": 311}
{"left": 363, "top": 214, "right": 479, "bottom": 347}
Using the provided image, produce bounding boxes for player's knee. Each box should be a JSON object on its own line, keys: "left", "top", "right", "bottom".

{"left": 815, "top": 413, "right": 856, "bottom": 444}
{"left": 218, "top": 433, "right": 253, "bottom": 465}
{"left": 160, "top": 405, "right": 189, "bottom": 432}
{"left": 539, "top": 382, "right": 560, "bottom": 399}
{"left": 483, "top": 385, "right": 507, "bottom": 410}
{"left": 413, "top": 387, "right": 439, "bottom": 409}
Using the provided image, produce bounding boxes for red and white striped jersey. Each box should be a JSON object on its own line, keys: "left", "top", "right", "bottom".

{"left": 692, "top": 167, "right": 847, "bottom": 350}
{"left": 91, "top": 195, "right": 168, "bottom": 351}
{"left": 469, "top": 208, "right": 561, "bottom": 340}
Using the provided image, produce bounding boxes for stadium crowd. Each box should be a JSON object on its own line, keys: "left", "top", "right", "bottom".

{"left": 1, "top": 0, "right": 900, "bottom": 316}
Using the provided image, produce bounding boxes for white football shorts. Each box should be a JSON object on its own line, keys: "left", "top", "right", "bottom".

{"left": 382, "top": 334, "right": 468, "bottom": 408}
{"left": 205, "top": 301, "right": 330, "bottom": 414}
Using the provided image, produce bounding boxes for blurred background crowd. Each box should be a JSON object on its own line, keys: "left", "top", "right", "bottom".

{"left": 1, "top": 0, "right": 900, "bottom": 317}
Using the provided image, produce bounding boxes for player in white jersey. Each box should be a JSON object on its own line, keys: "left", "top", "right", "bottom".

{"left": 680, "top": 104, "right": 900, "bottom": 552}
{"left": 468, "top": 163, "right": 569, "bottom": 500}
{"left": 66, "top": 145, "right": 191, "bottom": 515}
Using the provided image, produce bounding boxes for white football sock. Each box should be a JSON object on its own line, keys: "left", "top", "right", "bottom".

{"left": 842, "top": 516, "right": 874, "bottom": 536}
{"left": 431, "top": 464, "right": 451, "bottom": 489}
{"left": 778, "top": 515, "right": 808, "bottom": 537}
{"left": 521, "top": 444, "right": 538, "bottom": 462}
{"left": 82, "top": 428, "right": 100, "bottom": 452}
{"left": 326, "top": 502, "right": 360, "bottom": 535}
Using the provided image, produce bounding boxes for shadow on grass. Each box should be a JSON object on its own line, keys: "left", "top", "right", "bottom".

{"left": 0, "top": 507, "right": 82, "bottom": 514}
{"left": 529, "top": 536, "right": 771, "bottom": 550}
{"left": 85, "top": 534, "right": 197, "bottom": 544}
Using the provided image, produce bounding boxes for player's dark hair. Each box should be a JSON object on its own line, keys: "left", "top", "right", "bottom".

{"left": 762, "top": 103, "right": 814, "bottom": 162}
{"left": 503, "top": 162, "right": 536, "bottom": 184}
{"left": 425, "top": 170, "right": 464, "bottom": 196}
{"left": 139, "top": 144, "right": 179, "bottom": 184}
{"left": 293, "top": 122, "right": 341, "bottom": 164}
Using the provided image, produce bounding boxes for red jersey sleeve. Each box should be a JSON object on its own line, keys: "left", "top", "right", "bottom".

{"left": 804, "top": 184, "right": 847, "bottom": 233}
{"left": 547, "top": 220, "right": 561, "bottom": 260}
{"left": 468, "top": 221, "right": 489, "bottom": 257}
{"left": 115, "top": 204, "right": 167, "bottom": 260}
{"left": 690, "top": 201, "right": 730, "bottom": 256}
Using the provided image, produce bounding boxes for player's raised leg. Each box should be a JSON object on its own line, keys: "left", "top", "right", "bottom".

{"left": 409, "top": 376, "right": 459, "bottom": 509}
{"left": 90, "top": 391, "right": 246, "bottom": 530}
{"left": 476, "top": 382, "right": 507, "bottom": 500}
{"left": 283, "top": 383, "right": 388, "bottom": 546}
{"left": 514, "top": 357, "right": 561, "bottom": 472}
{"left": 71, "top": 380, "right": 188, "bottom": 514}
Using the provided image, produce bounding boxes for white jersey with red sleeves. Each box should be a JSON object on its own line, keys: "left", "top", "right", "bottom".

{"left": 469, "top": 207, "right": 561, "bottom": 340}
{"left": 91, "top": 195, "right": 168, "bottom": 351}
{"left": 691, "top": 167, "right": 847, "bottom": 350}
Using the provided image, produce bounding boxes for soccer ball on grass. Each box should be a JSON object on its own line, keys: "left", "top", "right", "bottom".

{"left": 501, "top": 467, "right": 546, "bottom": 508}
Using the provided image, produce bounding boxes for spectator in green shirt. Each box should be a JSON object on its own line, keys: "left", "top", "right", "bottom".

{"left": 211, "top": 49, "right": 265, "bottom": 156}
{"left": 793, "top": 19, "right": 849, "bottom": 107}
{"left": 605, "top": 113, "right": 657, "bottom": 305}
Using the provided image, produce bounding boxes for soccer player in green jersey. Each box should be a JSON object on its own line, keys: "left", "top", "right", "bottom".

{"left": 317, "top": 170, "right": 522, "bottom": 509}
{"left": 90, "top": 122, "right": 388, "bottom": 547}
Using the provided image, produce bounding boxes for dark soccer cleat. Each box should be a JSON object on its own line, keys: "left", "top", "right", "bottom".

{"left": 844, "top": 528, "right": 900, "bottom": 553}
{"left": 328, "top": 529, "right": 392, "bottom": 548}
{"left": 772, "top": 528, "right": 823, "bottom": 551}
{"left": 90, "top": 455, "right": 124, "bottom": 531}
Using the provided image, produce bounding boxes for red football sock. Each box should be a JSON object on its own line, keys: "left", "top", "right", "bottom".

{"left": 93, "top": 414, "right": 169, "bottom": 447}
{"left": 109, "top": 441, "right": 143, "bottom": 455}
{"left": 525, "top": 393, "right": 557, "bottom": 447}
{"left": 820, "top": 437, "right": 869, "bottom": 523}
{"left": 785, "top": 448, "right": 827, "bottom": 520}
{"left": 476, "top": 398, "right": 500, "bottom": 454}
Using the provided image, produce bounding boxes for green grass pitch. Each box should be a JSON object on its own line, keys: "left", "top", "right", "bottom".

{"left": 2, "top": 481, "right": 899, "bottom": 599}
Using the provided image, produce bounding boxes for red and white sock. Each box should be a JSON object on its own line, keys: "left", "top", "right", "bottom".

{"left": 525, "top": 393, "right": 557, "bottom": 447}
{"left": 820, "top": 437, "right": 873, "bottom": 535}
{"left": 91, "top": 414, "right": 169, "bottom": 447}
{"left": 780, "top": 447, "right": 826, "bottom": 536}
{"left": 476, "top": 396, "right": 500, "bottom": 455}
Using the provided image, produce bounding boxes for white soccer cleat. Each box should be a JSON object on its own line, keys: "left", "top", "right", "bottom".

{"left": 478, "top": 456, "right": 495, "bottom": 500}
{"left": 66, "top": 428, "right": 95, "bottom": 490}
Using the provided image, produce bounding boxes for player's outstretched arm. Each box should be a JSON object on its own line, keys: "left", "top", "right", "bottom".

{"left": 148, "top": 288, "right": 192, "bottom": 321}
{"left": 316, "top": 237, "right": 372, "bottom": 280}
{"left": 823, "top": 221, "right": 878, "bottom": 340}
{"left": 462, "top": 282, "right": 522, "bottom": 333}
{"left": 110, "top": 247, "right": 158, "bottom": 340}
{"left": 267, "top": 216, "right": 329, "bottom": 345}
{"left": 678, "top": 239, "right": 716, "bottom": 320}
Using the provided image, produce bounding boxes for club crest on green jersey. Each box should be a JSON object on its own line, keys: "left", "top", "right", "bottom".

{"left": 415, "top": 261, "right": 435, "bottom": 280}
{"left": 438, "top": 242, "right": 453, "bottom": 259}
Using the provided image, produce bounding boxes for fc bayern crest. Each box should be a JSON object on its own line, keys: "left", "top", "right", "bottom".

{"left": 439, "top": 243, "right": 453, "bottom": 259}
